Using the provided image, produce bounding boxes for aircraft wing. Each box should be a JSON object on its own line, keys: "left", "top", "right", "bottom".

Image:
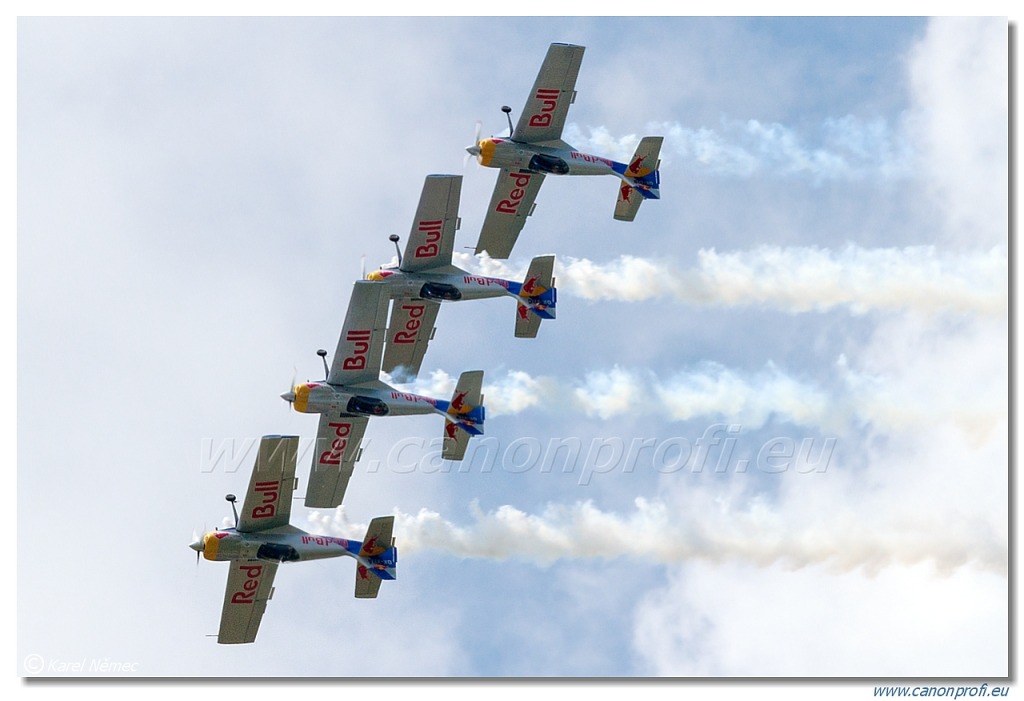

{"left": 236, "top": 435, "right": 298, "bottom": 533}
{"left": 511, "top": 43, "right": 585, "bottom": 145}
{"left": 399, "top": 174, "right": 462, "bottom": 273}
{"left": 327, "top": 281, "right": 391, "bottom": 386}
{"left": 475, "top": 169, "right": 545, "bottom": 259}
{"left": 305, "top": 414, "right": 369, "bottom": 508}
{"left": 382, "top": 297, "right": 441, "bottom": 382}
{"left": 217, "top": 559, "right": 279, "bottom": 644}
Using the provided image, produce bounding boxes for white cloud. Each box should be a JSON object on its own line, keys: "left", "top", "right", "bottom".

{"left": 626, "top": 16, "right": 1008, "bottom": 677}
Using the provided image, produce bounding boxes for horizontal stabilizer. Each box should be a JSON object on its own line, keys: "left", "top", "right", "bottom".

{"left": 513, "top": 254, "right": 557, "bottom": 338}
{"left": 614, "top": 136, "right": 663, "bottom": 222}
{"left": 355, "top": 516, "right": 397, "bottom": 599}
{"left": 442, "top": 370, "right": 485, "bottom": 460}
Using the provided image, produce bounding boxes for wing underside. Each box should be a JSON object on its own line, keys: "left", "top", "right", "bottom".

{"left": 400, "top": 174, "right": 462, "bottom": 274}
{"left": 217, "top": 559, "right": 279, "bottom": 644}
{"left": 381, "top": 297, "right": 441, "bottom": 382}
{"left": 511, "top": 43, "right": 585, "bottom": 144}
{"left": 475, "top": 169, "right": 545, "bottom": 259}
{"left": 327, "top": 281, "right": 391, "bottom": 386}
{"left": 304, "top": 414, "right": 369, "bottom": 508}
{"left": 237, "top": 435, "right": 298, "bottom": 533}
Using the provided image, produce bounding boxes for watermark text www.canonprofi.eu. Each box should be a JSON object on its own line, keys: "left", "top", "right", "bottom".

{"left": 200, "top": 424, "right": 837, "bottom": 486}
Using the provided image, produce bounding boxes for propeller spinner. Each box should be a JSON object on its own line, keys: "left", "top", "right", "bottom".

{"left": 464, "top": 120, "right": 483, "bottom": 164}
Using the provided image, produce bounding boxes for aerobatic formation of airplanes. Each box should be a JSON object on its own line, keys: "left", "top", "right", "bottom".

{"left": 467, "top": 42, "right": 663, "bottom": 259}
{"left": 191, "top": 42, "right": 662, "bottom": 644}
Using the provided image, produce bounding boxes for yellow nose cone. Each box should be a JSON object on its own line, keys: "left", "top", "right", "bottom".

{"left": 202, "top": 532, "right": 220, "bottom": 561}
{"left": 293, "top": 383, "right": 310, "bottom": 413}
{"left": 479, "top": 139, "right": 496, "bottom": 167}
{"left": 367, "top": 270, "right": 385, "bottom": 281}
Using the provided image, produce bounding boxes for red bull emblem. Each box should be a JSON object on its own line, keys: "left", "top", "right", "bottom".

{"left": 318, "top": 421, "right": 352, "bottom": 467}
{"left": 628, "top": 154, "right": 646, "bottom": 175}
{"left": 342, "top": 330, "right": 371, "bottom": 370}
{"left": 445, "top": 421, "right": 459, "bottom": 440}
{"left": 620, "top": 183, "right": 632, "bottom": 202}
{"left": 451, "top": 390, "right": 468, "bottom": 413}
{"left": 517, "top": 303, "right": 529, "bottom": 320}
{"left": 250, "top": 480, "right": 279, "bottom": 519}
{"left": 413, "top": 219, "right": 443, "bottom": 259}
{"left": 528, "top": 88, "right": 560, "bottom": 128}
{"left": 496, "top": 172, "right": 532, "bottom": 215}
{"left": 230, "top": 564, "right": 264, "bottom": 604}
{"left": 522, "top": 276, "right": 539, "bottom": 295}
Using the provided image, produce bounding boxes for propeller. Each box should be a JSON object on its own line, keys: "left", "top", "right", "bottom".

{"left": 360, "top": 254, "right": 367, "bottom": 280}
{"left": 281, "top": 368, "right": 297, "bottom": 409}
{"left": 190, "top": 528, "right": 204, "bottom": 565}
{"left": 464, "top": 120, "right": 483, "bottom": 167}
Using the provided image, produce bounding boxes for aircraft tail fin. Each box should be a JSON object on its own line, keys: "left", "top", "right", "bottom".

{"left": 512, "top": 254, "right": 557, "bottom": 338}
{"left": 442, "top": 370, "right": 485, "bottom": 461}
{"left": 614, "top": 136, "right": 663, "bottom": 221}
{"left": 355, "top": 516, "right": 397, "bottom": 599}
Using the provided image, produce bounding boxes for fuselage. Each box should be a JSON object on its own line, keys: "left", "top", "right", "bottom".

{"left": 474, "top": 137, "right": 623, "bottom": 177}
{"left": 288, "top": 380, "right": 454, "bottom": 418}
{"left": 366, "top": 267, "right": 520, "bottom": 302}
{"left": 196, "top": 527, "right": 366, "bottom": 563}
{"left": 192, "top": 527, "right": 397, "bottom": 588}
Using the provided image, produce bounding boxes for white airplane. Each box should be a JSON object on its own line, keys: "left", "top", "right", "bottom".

{"left": 467, "top": 42, "right": 663, "bottom": 259}
{"left": 282, "top": 281, "right": 485, "bottom": 508}
{"left": 367, "top": 174, "right": 557, "bottom": 382}
{"left": 190, "top": 435, "right": 397, "bottom": 644}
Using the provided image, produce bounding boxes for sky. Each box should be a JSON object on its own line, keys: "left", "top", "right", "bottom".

{"left": 15, "top": 12, "right": 1010, "bottom": 690}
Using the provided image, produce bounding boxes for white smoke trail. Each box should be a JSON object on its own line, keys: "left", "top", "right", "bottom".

{"left": 563, "top": 116, "right": 914, "bottom": 181}
{"left": 307, "top": 496, "right": 1006, "bottom": 576}
{"left": 452, "top": 245, "right": 1007, "bottom": 317}
{"left": 397, "top": 358, "right": 1002, "bottom": 433}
